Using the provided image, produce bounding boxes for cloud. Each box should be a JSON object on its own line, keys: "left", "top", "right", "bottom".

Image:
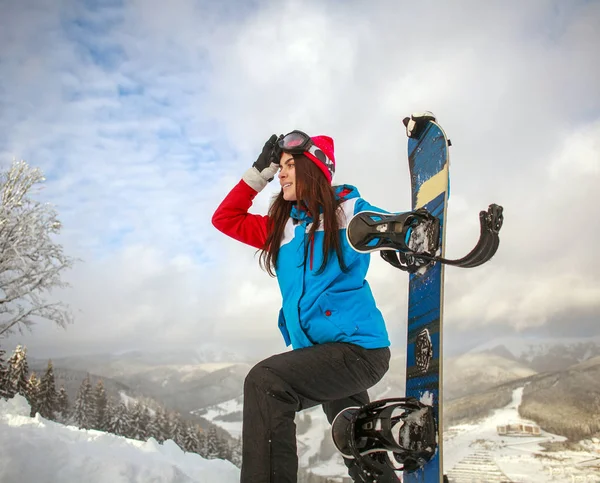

{"left": 2, "top": 0, "right": 599, "bottom": 358}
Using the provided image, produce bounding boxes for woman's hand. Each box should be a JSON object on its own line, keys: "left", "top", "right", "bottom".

{"left": 252, "top": 134, "right": 282, "bottom": 183}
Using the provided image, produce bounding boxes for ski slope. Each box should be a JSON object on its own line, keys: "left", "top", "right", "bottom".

{"left": 444, "top": 387, "right": 600, "bottom": 482}
{"left": 0, "top": 395, "right": 240, "bottom": 483}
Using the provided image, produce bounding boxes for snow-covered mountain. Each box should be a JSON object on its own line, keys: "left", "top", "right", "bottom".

{"left": 444, "top": 352, "right": 537, "bottom": 399}
{"left": 0, "top": 395, "right": 239, "bottom": 483}
{"left": 31, "top": 350, "right": 252, "bottom": 418}
{"left": 468, "top": 336, "right": 600, "bottom": 373}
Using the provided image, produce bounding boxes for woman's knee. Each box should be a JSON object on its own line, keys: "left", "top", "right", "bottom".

{"left": 244, "top": 363, "right": 299, "bottom": 407}
{"left": 244, "top": 363, "right": 276, "bottom": 393}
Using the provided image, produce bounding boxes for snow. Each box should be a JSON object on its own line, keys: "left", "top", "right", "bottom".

{"left": 444, "top": 387, "right": 600, "bottom": 483}
{"left": 193, "top": 363, "right": 236, "bottom": 373}
{"left": 0, "top": 395, "right": 240, "bottom": 483}
{"left": 4, "top": 389, "right": 599, "bottom": 483}
{"left": 118, "top": 391, "right": 138, "bottom": 407}
{"left": 408, "top": 222, "right": 432, "bottom": 253}
{"left": 420, "top": 391, "right": 434, "bottom": 406}
{"left": 195, "top": 396, "right": 243, "bottom": 438}
{"left": 297, "top": 406, "right": 330, "bottom": 466}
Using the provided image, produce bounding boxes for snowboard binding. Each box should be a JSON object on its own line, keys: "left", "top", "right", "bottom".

{"left": 347, "top": 209, "right": 441, "bottom": 273}
{"left": 331, "top": 398, "right": 437, "bottom": 476}
{"left": 347, "top": 204, "right": 504, "bottom": 272}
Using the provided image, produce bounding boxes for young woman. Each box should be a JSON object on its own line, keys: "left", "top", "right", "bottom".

{"left": 212, "top": 131, "right": 400, "bottom": 483}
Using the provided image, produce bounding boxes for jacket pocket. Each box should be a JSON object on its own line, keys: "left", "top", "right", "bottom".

{"left": 318, "top": 292, "right": 361, "bottom": 336}
{"left": 277, "top": 309, "right": 291, "bottom": 346}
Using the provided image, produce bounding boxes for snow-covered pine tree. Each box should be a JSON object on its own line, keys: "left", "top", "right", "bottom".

{"left": 140, "top": 404, "right": 151, "bottom": 439}
{"left": 168, "top": 411, "right": 185, "bottom": 449}
{"left": 219, "top": 434, "right": 232, "bottom": 461}
{"left": 38, "top": 360, "right": 58, "bottom": 420}
{"left": 129, "top": 401, "right": 149, "bottom": 441}
{"left": 146, "top": 406, "right": 161, "bottom": 443}
{"left": 56, "top": 386, "right": 69, "bottom": 423}
{"left": 181, "top": 423, "right": 201, "bottom": 453}
{"left": 93, "top": 380, "right": 108, "bottom": 431}
{"left": 27, "top": 372, "right": 40, "bottom": 416}
{"left": 73, "top": 375, "right": 94, "bottom": 429}
{"left": 107, "top": 401, "right": 130, "bottom": 437}
{"left": 205, "top": 427, "right": 221, "bottom": 459}
{"left": 0, "top": 347, "right": 9, "bottom": 399}
{"left": 197, "top": 427, "right": 208, "bottom": 457}
{"left": 7, "top": 345, "right": 29, "bottom": 399}
{"left": 230, "top": 436, "right": 242, "bottom": 468}
{"left": 153, "top": 406, "right": 170, "bottom": 443}
{"left": 103, "top": 396, "right": 114, "bottom": 429}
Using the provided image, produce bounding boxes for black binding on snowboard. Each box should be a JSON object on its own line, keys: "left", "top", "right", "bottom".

{"left": 331, "top": 398, "right": 437, "bottom": 476}
{"left": 347, "top": 204, "right": 503, "bottom": 272}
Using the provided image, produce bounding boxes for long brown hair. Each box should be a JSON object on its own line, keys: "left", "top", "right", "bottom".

{"left": 259, "top": 154, "right": 348, "bottom": 276}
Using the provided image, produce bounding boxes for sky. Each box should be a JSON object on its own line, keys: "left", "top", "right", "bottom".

{"left": 1, "top": 0, "right": 599, "bottom": 360}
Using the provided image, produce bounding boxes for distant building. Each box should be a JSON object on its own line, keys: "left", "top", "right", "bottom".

{"left": 497, "top": 421, "right": 541, "bottom": 436}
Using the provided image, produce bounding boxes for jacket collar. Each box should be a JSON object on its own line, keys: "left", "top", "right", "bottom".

{"left": 289, "top": 184, "right": 360, "bottom": 223}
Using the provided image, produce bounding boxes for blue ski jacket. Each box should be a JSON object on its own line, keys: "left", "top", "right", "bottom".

{"left": 212, "top": 179, "right": 391, "bottom": 350}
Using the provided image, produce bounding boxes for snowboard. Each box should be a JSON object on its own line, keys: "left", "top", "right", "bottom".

{"left": 332, "top": 116, "right": 502, "bottom": 482}
{"left": 402, "top": 119, "right": 449, "bottom": 483}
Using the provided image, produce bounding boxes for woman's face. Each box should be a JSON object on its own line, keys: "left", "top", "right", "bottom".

{"left": 279, "top": 152, "right": 297, "bottom": 201}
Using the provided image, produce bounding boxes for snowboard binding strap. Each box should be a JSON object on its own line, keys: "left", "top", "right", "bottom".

{"left": 347, "top": 209, "right": 440, "bottom": 255}
{"left": 405, "top": 203, "right": 504, "bottom": 270}
{"left": 348, "top": 205, "right": 503, "bottom": 272}
{"left": 331, "top": 397, "right": 437, "bottom": 476}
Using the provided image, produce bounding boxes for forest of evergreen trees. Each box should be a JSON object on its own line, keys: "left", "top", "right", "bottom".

{"left": 0, "top": 344, "right": 241, "bottom": 468}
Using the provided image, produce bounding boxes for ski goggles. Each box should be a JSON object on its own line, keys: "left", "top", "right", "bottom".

{"left": 278, "top": 130, "right": 334, "bottom": 173}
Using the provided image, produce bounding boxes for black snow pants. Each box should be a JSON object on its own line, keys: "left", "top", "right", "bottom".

{"left": 240, "top": 342, "right": 400, "bottom": 483}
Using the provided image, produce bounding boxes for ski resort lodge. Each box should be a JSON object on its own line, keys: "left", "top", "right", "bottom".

{"left": 496, "top": 421, "right": 541, "bottom": 436}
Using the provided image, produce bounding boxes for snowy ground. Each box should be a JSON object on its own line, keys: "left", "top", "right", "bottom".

{"left": 297, "top": 406, "right": 349, "bottom": 478}
{"left": 0, "top": 395, "right": 240, "bottom": 483}
{"left": 194, "top": 397, "right": 243, "bottom": 438}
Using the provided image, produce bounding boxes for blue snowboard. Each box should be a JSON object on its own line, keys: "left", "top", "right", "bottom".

{"left": 403, "top": 120, "right": 449, "bottom": 483}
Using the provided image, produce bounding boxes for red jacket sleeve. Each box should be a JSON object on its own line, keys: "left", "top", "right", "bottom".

{"left": 211, "top": 179, "right": 270, "bottom": 250}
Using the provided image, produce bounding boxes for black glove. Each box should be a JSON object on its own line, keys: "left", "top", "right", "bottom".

{"left": 242, "top": 134, "right": 283, "bottom": 192}
{"left": 252, "top": 134, "right": 282, "bottom": 182}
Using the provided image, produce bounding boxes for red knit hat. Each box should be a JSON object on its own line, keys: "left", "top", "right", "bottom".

{"left": 305, "top": 135, "right": 335, "bottom": 183}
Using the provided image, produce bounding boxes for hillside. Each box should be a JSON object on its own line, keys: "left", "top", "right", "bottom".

{"left": 28, "top": 359, "right": 238, "bottom": 443}
{"left": 519, "top": 355, "right": 600, "bottom": 441}
{"left": 444, "top": 352, "right": 537, "bottom": 400}
{"left": 469, "top": 337, "right": 600, "bottom": 373}
{"left": 31, "top": 351, "right": 251, "bottom": 418}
